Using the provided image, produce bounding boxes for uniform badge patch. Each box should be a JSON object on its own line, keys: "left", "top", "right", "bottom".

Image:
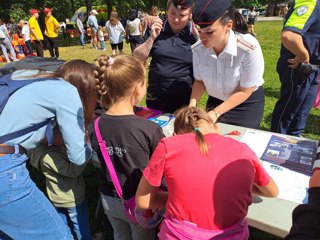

{"left": 296, "top": 6, "right": 308, "bottom": 16}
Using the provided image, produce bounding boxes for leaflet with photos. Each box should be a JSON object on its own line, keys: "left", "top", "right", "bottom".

{"left": 261, "top": 135, "right": 318, "bottom": 176}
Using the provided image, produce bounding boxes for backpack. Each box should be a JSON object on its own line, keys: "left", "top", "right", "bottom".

{"left": 0, "top": 73, "right": 57, "bottom": 143}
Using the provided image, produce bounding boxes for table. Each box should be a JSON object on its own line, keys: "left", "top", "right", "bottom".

{"left": 160, "top": 116, "right": 316, "bottom": 238}
{"left": 217, "top": 123, "right": 298, "bottom": 238}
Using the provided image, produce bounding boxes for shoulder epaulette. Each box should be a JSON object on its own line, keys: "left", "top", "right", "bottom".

{"left": 236, "top": 35, "right": 256, "bottom": 53}
{"left": 191, "top": 40, "right": 202, "bottom": 50}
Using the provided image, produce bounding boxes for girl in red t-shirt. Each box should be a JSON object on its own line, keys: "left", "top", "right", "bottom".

{"left": 136, "top": 106, "right": 278, "bottom": 240}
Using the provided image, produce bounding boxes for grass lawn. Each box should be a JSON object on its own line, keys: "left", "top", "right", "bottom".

{"left": 2, "top": 20, "right": 318, "bottom": 239}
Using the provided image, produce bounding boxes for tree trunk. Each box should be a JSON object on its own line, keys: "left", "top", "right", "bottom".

{"left": 273, "top": 0, "right": 280, "bottom": 16}
{"left": 70, "top": 0, "right": 75, "bottom": 13}
{"left": 35, "top": 0, "right": 46, "bottom": 32}
{"left": 107, "top": 0, "right": 112, "bottom": 19}
{"left": 266, "top": 0, "right": 273, "bottom": 17}
{"left": 148, "top": 0, "right": 153, "bottom": 10}
{"left": 85, "top": 0, "right": 92, "bottom": 19}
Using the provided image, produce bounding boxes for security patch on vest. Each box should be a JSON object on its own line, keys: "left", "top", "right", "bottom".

{"left": 296, "top": 6, "right": 308, "bottom": 16}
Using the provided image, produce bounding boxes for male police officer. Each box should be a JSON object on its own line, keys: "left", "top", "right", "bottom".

{"left": 271, "top": 0, "right": 320, "bottom": 136}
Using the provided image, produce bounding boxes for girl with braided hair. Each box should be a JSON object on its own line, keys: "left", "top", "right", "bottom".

{"left": 90, "top": 54, "right": 165, "bottom": 240}
{"left": 136, "top": 106, "right": 278, "bottom": 239}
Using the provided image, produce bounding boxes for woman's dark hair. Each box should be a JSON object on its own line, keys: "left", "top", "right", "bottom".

{"left": 220, "top": 6, "right": 248, "bottom": 34}
{"left": 33, "top": 60, "right": 97, "bottom": 128}
{"left": 128, "top": 9, "right": 138, "bottom": 21}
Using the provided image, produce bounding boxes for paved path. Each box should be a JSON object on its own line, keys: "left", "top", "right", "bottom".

{"left": 257, "top": 16, "right": 283, "bottom": 21}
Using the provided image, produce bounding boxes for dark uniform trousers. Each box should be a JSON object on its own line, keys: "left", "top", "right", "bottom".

{"left": 271, "top": 58, "right": 319, "bottom": 136}
{"left": 206, "top": 87, "right": 265, "bottom": 129}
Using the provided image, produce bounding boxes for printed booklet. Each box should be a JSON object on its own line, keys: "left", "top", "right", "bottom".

{"left": 261, "top": 135, "right": 318, "bottom": 176}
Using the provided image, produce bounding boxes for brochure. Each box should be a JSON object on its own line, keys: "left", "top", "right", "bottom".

{"left": 134, "top": 106, "right": 163, "bottom": 119}
{"left": 261, "top": 135, "right": 318, "bottom": 176}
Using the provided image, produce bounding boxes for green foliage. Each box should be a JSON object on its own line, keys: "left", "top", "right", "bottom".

{"left": 232, "top": 0, "right": 262, "bottom": 8}
{"left": 0, "top": 0, "right": 170, "bottom": 23}
{"left": 8, "top": 3, "right": 30, "bottom": 21}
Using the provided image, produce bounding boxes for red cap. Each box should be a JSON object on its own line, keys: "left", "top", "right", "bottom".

{"left": 30, "top": 9, "right": 40, "bottom": 15}
{"left": 43, "top": 8, "right": 51, "bottom": 13}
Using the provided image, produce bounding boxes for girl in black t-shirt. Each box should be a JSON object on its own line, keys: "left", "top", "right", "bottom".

{"left": 91, "top": 54, "right": 165, "bottom": 240}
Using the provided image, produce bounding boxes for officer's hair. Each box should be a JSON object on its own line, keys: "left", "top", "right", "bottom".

{"left": 94, "top": 54, "right": 145, "bottom": 109}
{"left": 220, "top": 6, "right": 249, "bottom": 34}
{"left": 174, "top": 106, "right": 214, "bottom": 155}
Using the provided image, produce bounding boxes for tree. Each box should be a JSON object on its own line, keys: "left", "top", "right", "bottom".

{"left": 232, "top": 0, "right": 262, "bottom": 8}
{"left": 85, "top": 0, "right": 92, "bottom": 21}
{"left": 265, "top": 0, "right": 282, "bottom": 16}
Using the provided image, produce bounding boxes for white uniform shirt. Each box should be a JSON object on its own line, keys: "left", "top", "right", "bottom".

{"left": 192, "top": 30, "right": 264, "bottom": 101}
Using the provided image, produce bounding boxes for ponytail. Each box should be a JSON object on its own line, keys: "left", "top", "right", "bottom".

{"left": 194, "top": 128, "right": 208, "bottom": 155}
{"left": 220, "top": 6, "right": 248, "bottom": 34}
{"left": 174, "top": 107, "right": 213, "bottom": 155}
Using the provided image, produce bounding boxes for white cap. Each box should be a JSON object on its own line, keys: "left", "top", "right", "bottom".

{"left": 91, "top": 10, "right": 98, "bottom": 15}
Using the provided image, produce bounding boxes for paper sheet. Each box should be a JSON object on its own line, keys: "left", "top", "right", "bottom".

{"left": 240, "top": 130, "right": 273, "bottom": 158}
{"left": 262, "top": 161, "right": 309, "bottom": 204}
{"left": 240, "top": 129, "right": 310, "bottom": 204}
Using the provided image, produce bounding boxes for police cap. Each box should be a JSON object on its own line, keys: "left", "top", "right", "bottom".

{"left": 193, "top": 0, "right": 232, "bottom": 28}
{"left": 171, "top": 0, "right": 195, "bottom": 9}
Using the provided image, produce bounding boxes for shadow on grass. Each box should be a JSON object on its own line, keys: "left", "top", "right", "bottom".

{"left": 305, "top": 110, "right": 320, "bottom": 137}
{"left": 264, "top": 87, "right": 280, "bottom": 100}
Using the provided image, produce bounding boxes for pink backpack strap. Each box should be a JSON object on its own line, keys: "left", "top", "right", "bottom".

{"left": 94, "top": 116, "right": 124, "bottom": 199}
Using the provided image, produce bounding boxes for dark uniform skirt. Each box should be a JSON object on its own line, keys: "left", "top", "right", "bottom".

{"left": 206, "top": 87, "right": 265, "bottom": 129}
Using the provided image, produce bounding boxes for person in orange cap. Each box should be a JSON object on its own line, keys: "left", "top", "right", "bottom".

{"left": 44, "top": 7, "right": 60, "bottom": 59}
{"left": 28, "top": 8, "right": 44, "bottom": 57}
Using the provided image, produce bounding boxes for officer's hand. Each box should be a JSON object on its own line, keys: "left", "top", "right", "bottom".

{"left": 150, "top": 18, "right": 163, "bottom": 41}
{"left": 208, "top": 110, "right": 218, "bottom": 124}
{"left": 288, "top": 57, "right": 309, "bottom": 69}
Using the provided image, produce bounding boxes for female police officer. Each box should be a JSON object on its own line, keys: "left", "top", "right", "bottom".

{"left": 134, "top": 0, "right": 197, "bottom": 113}
{"left": 189, "top": 0, "right": 265, "bottom": 129}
